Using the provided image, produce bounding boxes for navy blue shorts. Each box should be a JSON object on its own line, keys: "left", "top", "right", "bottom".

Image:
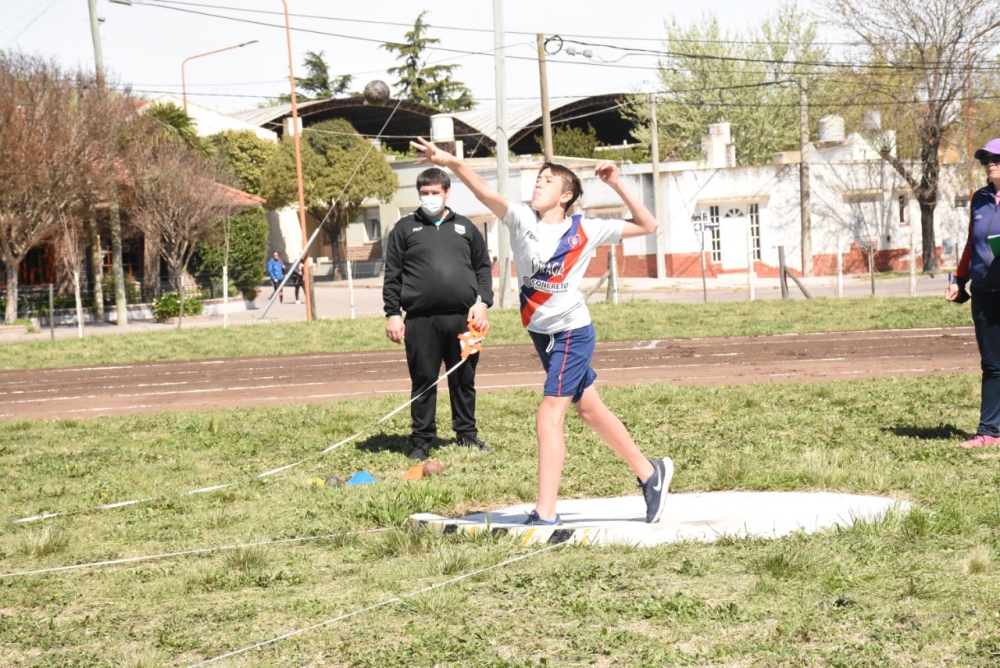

{"left": 528, "top": 323, "right": 598, "bottom": 403}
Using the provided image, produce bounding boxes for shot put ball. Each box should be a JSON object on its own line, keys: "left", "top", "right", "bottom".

{"left": 363, "top": 79, "right": 391, "bottom": 105}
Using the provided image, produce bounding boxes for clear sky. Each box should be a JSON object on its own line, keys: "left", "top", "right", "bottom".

{"left": 1, "top": 0, "right": 821, "bottom": 114}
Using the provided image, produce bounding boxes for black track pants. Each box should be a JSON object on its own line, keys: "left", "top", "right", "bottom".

{"left": 404, "top": 313, "right": 479, "bottom": 441}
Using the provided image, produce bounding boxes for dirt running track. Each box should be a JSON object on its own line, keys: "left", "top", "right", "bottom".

{"left": 0, "top": 327, "right": 981, "bottom": 421}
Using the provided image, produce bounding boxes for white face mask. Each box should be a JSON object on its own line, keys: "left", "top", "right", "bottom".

{"left": 419, "top": 195, "right": 445, "bottom": 218}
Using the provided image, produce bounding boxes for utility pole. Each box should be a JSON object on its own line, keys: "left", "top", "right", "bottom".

{"left": 799, "top": 76, "right": 813, "bottom": 277}
{"left": 650, "top": 93, "right": 665, "bottom": 280}
{"left": 537, "top": 34, "right": 553, "bottom": 162}
{"left": 87, "top": 0, "right": 104, "bottom": 78}
{"left": 88, "top": 0, "right": 128, "bottom": 325}
{"left": 494, "top": 0, "right": 513, "bottom": 307}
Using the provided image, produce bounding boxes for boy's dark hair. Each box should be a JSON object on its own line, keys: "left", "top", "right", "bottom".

{"left": 538, "top": 162, "right": 583, "bottom": 211}
{"left": 416, "top": 167, "right": 451, "bottom": 191}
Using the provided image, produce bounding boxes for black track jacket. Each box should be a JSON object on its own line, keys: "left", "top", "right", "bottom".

{"left": 383, "top": 208, "right": 494, "bottom": 317}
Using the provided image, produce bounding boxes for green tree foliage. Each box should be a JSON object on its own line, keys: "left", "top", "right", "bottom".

{"left": 382, "top": 11, "right": 474, "bottom": 112}
{"left": 207, "top": 130, "right": 278, "bottom": 197}
{"left": 824, "top": 0, "right": 1000, "bottom": 271}
{"left": 141, "top": 101, "right": 209, "bottom": 154}
{"left": 197, "top": 208, "right": 269, "bottom": 301}
{"left": 267, "top": 51, "right": 354, "bottom": 105}
{"left": 537, "top": 124, "right": 601, "bottom": 159}
{"left": 299, "top": 50, "right": 333, "bottom": 98}
{"left": 624, "top": 1, "right": 825, "bottom": 166}
{"left": 259, "top": 119, "right": 398, "bottom": 266}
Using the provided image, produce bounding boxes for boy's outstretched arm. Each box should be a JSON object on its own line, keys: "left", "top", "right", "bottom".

{"left": 411, "top": 137, "right": 509, "bottom": 220}
{"left": 595, "top": 161, "right": 657, "bottom": 239}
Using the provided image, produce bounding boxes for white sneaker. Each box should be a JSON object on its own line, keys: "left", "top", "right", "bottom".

{"left": 295, "top": 300, "right": 302, "bottom": 304}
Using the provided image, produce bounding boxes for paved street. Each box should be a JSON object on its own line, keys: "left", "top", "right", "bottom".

{"left": 4, "top": 271, "right": 953, "bottom": 343}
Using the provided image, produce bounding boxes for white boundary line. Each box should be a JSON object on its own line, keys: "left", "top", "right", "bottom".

{"left": 0, "top": 528, "right": 389, "bottom": 579}
{"left": 185, "top": 541, "right": 565, "bottom": 667}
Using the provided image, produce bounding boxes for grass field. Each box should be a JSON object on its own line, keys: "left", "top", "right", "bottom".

{"left": 0, "top": 295, "right": 973, "bottom": 371}
{"left": 0, "top": 297, "right": 992, "bottom": 666}
{"left": 2, "top": 371, "right": 999, "bottom": 666}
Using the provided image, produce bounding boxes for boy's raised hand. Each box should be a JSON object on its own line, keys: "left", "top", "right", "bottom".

{"left": 410, "top": 137, "right": 455, "bottom": 167}
{"left": 595, "top": 160, "right": 620, "bottom": 187}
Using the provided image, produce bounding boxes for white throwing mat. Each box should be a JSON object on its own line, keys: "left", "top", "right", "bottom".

{"left": 411, "top": 491, "right": 909, "bottom": 547}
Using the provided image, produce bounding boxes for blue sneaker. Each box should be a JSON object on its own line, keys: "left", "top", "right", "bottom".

{"left": 639, "top": 457, "right": 673, "bottom": 523}
{"left": 523, "top": 510, "right": 562, "bottom": 526}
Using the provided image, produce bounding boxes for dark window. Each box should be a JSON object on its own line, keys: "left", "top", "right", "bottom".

{"left": 749, "top": 203, "right": 761, "bottom": 261}
{"left": 710, "top": 206, "right": 721, "bottom": 262}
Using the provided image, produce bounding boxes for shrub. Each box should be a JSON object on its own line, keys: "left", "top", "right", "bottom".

{"left": 196, "top": 209, "right": 269, "bottom": 302}
{"left": 101, "top": 275, "right": 143, "bottom": 305}
{"left": 152, "top": 292, "right": 204, "bottom": 319}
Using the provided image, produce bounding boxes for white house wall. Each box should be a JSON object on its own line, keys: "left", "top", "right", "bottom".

{"left": 147, "top": 94, "right": 278, "bottom": 142}
{"left": 307, "top": 155, "right": 974, "bottom": 280}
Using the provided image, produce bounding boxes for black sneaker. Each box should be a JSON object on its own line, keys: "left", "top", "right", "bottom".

{"left": 523, "top": 509, "right": 562, "bottom": 526}
{"left": 638, "top": 457, "right": 674, "bottom": 523}
{"left": 456, "top": 435, "right": 492, "bottom": 452}
{"left": 407, "top": 437, "right": 430, "bottom": 461}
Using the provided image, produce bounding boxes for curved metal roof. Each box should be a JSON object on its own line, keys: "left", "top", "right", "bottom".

{"left": 232, "top": 98, "right": 494, "bottom": 156}
{"left": 231, "top": 93, "right": 635, "bottom": 157}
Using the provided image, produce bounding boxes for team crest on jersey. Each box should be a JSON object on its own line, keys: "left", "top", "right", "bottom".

{"left": 568, "top": 234, "right": 581, "bottom": 248}
{"left": 455, "top": 224, "right": 466, "bottom": 234}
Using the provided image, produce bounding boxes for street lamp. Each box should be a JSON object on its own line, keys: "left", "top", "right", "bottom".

{"left": 181, "top": 40, "right": 258, "bottom": 113}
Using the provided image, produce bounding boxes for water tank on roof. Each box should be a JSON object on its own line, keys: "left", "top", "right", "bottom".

{"left": 282, "top": 116, "right": 301, "bottom": 138}
{"left": 430, "top": 114, "right": 455, "bottom": 143}
{"left": 818, "top": 115, "right": 845, "bottom": 143}
{"left": 862, "top": 111, "right": 882, "bottom": 133}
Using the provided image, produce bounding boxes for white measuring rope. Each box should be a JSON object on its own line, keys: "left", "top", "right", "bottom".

{"left": 185, "top": 541, "right": 565, "bottom": 667}
{"left": 0, "top": 528, "right": 389, "bottom": 580}
{"left": 9, "top": 358, "right": 469, "bottom": 525}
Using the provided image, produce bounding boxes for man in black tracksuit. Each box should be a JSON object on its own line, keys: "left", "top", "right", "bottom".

{"left": 383, "top": 167, "right": 494, "bottom": 461}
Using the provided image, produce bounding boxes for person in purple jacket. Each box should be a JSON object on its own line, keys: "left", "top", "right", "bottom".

{"left": 949, "top": 137, "right": 1000, "bottom": 448}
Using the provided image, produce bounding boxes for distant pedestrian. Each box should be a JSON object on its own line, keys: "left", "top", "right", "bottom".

{"left": 291, "top": 261, "right": 306, "bottom": 304}
{"left": 267, "top": 251, "right": 285, "bottom": 304}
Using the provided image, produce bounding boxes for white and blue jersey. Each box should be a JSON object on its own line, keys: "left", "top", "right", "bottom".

{"left": 503, "top": 203, "right": 624, "bottom": 334}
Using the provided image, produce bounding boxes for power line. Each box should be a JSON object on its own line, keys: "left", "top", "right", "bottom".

{"left": 147, "top": 0, "right": 989, "bottom": 49}
{"left": 132, "top": 1, "right": 506, "bottom": 57}
{"left": 560, "top": 37, "right": 1000, "bottom": 73}
{"left": 4, "top": 0, "right": 61, "bottom": 45}
{"left": 129, "top": 1, "right": 1000, "bottom": 80}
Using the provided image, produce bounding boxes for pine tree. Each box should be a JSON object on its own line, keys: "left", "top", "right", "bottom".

{"left": 266, "top": 51, "right": 353, "bottom": 105}
{"left": 382, "top": 11, "right": 475, "bottom": 112}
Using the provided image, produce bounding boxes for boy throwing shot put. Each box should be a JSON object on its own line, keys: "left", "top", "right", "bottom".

{"left": 411, "top": 137, "right": 674, "bottom": 525}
